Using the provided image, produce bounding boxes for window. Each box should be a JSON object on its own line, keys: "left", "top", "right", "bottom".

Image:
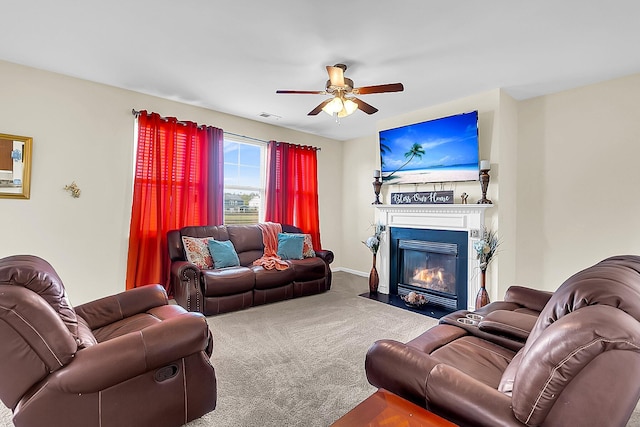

{"left": 223, "top": 138, "right": 266, "bottom": 225}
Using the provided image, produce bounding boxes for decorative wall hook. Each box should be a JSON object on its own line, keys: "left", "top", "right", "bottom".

{"left": 64, "top": 181, "right": 81, "bottom": 198}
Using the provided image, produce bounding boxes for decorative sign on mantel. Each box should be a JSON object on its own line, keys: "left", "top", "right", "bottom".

{"left": 391, "top": 191, "right": 454, "bottom": 205}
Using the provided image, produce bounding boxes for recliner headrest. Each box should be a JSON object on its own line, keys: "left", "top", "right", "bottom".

{"left": 0, "top": 255, "right": 78, "bottom": 339}
{"left": 526, "top": 255, "right": 640, "bottom": 346}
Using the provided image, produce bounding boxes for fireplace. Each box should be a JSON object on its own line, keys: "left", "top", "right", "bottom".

{"left": 390, "top": 227, "right": 468, "bottom": 311}
{"left": 375, "top": 204, "right": 491, "bottom": 312}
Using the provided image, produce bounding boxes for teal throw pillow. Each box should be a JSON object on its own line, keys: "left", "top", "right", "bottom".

{"left": 277, "top": 233, "right": 304, "bottom": 260}
{"left": 207, "top": 239, "right": 240, "bottom": 268}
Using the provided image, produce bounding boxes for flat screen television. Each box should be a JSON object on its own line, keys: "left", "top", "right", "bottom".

{"left": 379, "top": 110, "right": 479, "bottom": 184}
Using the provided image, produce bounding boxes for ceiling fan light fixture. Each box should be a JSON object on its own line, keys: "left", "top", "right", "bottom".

{"left": 322, "top": 96, "right": 344, "bottom": 116}
{"left": 342, "top": 98, "right": 358, "bottom": 115}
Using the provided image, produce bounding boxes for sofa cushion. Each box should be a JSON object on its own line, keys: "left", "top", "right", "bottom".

{"left": 201, "top": 267, "right": 255, "bottom": 296}
{"left": 277, "top": 233, "right": 304, "bottom": 260}
{"left": 301, "top": 234, "right": 316, "bottom": 258}
{"left": 287, "top": 233, "right": 315, "bottom": 258}
{"left": 182, "top": 236, "right": 213, "bottom": 269}
{"left": 227, "top": 225, "right": 264, "bottom": 253}
{"left": 252, "top": 265, "right": 296, "bottom": 290}
{"left": 208, "top": 239, "right": 240, "bottom": 268}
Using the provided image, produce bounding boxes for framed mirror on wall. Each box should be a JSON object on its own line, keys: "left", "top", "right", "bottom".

{"left": 0, "top": 133, "right": 32, "bottom": 199}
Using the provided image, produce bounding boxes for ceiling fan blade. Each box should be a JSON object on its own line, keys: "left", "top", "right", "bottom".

{"left": 276, "top": 90, "right": 326, "bottom": 94}
{"left": 353, "top": 83, "right": 404, "bottom": 95}
{"left": 326, "top": 66, "right": 345, "bottom": 87}
{"left": 308, "top": 99, "right": 332, "bottom": 116}
{"left": 352, "top": 97, "right": 379, "bottom": 115}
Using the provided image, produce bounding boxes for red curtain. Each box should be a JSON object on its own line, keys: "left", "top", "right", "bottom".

{"left": 126, "top": 111, "right": 224, "bottom": 291}
{"left": 264, "top": 141, "right": 322, "bottom": 249}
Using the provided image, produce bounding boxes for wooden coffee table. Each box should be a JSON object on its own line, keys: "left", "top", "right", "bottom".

{"left": 330, "top": 388, "right": 457, "bottom": 427}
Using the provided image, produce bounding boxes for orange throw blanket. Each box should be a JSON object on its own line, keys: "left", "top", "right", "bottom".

{"left": 253, "top": 222, "right": 289, "bottom": 271}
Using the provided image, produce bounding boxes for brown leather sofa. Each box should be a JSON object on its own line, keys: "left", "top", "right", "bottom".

{"left": 0, "top": 255, "right": 217, "bottom": 427}
{"left": 168, "top": 224, "right": 334, "bottom": 315}
{"left": 365, "top": 255, "right": 640, "bottom": 427}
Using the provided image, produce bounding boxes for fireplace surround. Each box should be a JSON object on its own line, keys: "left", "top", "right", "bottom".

{"left": 375, "top": 204, "right": 492, "bottom": 311}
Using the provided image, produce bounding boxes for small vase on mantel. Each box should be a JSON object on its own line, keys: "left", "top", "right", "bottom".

{"left": 369, "top": 253, "right": 379, "bottom": 295}
{"left": 475, "top": 269, "right": 490, "bottom": 309}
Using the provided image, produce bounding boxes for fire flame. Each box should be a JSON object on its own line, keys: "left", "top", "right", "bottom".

{"left": 413, "top": 268, "right": 444, "bottom": 285}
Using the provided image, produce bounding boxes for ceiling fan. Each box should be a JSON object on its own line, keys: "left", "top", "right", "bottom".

{"left": 276, "top": 64, "right": 404, "bottom": 117}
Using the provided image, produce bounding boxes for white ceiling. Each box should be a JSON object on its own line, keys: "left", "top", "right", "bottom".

{"left": 2, "top": 1, "right": 640, "bottom": 141}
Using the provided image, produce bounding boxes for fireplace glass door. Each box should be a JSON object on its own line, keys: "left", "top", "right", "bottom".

{"left": 399, "top": 240, "right": 458, "bottom": 297}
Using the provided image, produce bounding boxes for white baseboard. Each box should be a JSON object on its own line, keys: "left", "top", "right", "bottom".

{"left": 331, "top": 266, "right": 368, "bottom": 277}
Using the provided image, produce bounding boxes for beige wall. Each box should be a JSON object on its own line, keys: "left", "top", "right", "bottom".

{"left": 516, "top": 72, "right": 640, "bottom": 290}
{"left": 0, "top": 60, "right": 343, "bottom": 305}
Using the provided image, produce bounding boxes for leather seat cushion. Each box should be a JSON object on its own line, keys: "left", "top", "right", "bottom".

{"left": 430, "top": 336, "right": 516, "bottom": 388}
{"left": 252, "top": 266, "right": 296, "bottom": 290}
{"left": 201, "top": 267, "right": 255, "bottom": 296}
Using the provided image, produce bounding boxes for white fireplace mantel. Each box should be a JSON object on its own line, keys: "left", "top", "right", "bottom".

{"left": 375, "top": 204, "right": 493, "bottom": 311}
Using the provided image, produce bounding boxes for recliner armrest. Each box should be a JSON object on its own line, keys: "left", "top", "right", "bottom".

{"left": 427, "top": 364, "right": 522, "bottom": 427}
{"left": 74, "top": 284, "right": 169, "bottom": 329}
{"left": 47, "top": 312, "right": 211, "bottom": 393}
{"left": 365, "top": 339, "right": 440, "bottom": 405}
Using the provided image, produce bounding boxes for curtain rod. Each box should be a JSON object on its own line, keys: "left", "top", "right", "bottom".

{"left": 224, "top": 131, "right": 269, "bottom": 145}
{"left": 131, "top": 109, "right": 206, "bottom": 128}
{"left": 132, "top": 109, "right": 320, "bottom": 151}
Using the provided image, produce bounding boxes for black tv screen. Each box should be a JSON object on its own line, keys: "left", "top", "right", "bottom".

{"left": 379, "top": 111, "right": 479, "bottom": 184}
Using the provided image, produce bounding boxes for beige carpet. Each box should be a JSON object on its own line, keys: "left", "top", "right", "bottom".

{"left": 1, "top": 272, "right": 639, "bottom": 426}
{"left": 185, "top": 272, "right": 435, "bottom": 427}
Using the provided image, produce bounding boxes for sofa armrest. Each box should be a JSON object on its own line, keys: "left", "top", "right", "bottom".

{"left": 427, "top": 364, "right": 522, "bottom": 427}
{"left": 170, "top": 260, "right": 204, "bottom": 312}
{"left": 503, "top": 285, "right": 553, "bottom": 312}
{"left": 365, "top": 339, "right": 439, "bottom": 405}
{"left": 74, "top": 284, "right": 169, "bottom": 329}
{"left": 315, "top": 249, "right": 334, "bottom": 265}
{"left": 49, "top": 312, "right": 211, "bottom": 393}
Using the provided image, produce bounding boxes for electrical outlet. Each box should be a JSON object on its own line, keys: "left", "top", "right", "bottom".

{"left": 470, "top": 229, "right": 480, "bottom": 238}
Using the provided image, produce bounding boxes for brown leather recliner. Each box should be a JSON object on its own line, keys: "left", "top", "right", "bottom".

{"left": 365, "top": 255, "right": 640, "bottom": 427}
{"left": 0, "top": 255, "right": 217, "bottom": 427}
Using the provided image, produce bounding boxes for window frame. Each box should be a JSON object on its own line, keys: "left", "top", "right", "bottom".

{"left": 222, "top": 136, "right": 267, "bottom": 225}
